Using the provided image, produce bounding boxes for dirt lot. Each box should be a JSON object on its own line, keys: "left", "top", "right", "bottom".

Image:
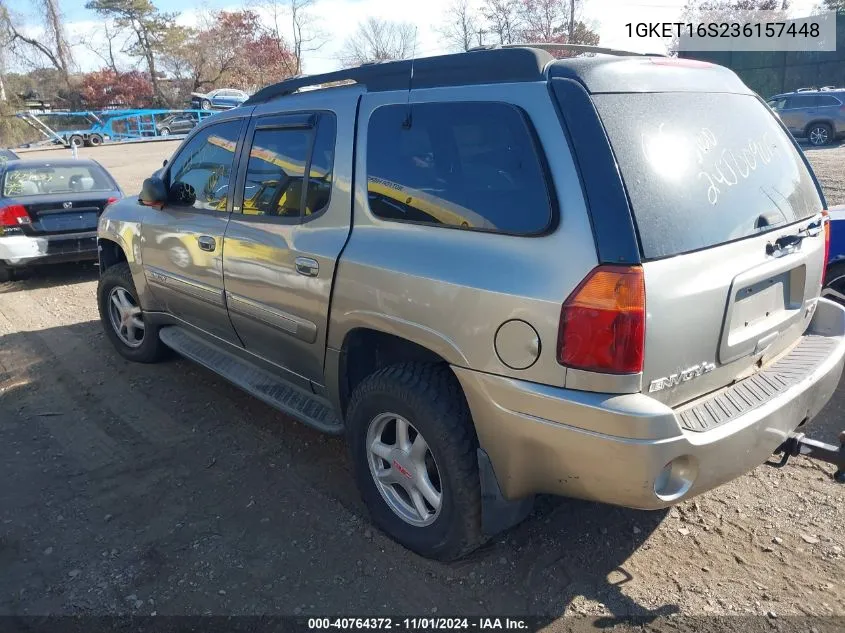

{"left": 0, "top": 141, "right": 844, "bottom": 626}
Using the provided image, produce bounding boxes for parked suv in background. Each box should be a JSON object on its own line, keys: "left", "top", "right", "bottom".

{"left": 767, "top": 88, "right": 845, "bottom": 146}
{"left": 156, "top": 113, "right": 199, "bottom": 136}
{"left": 96, "top": 47, "right": 845, "bottom": 560}
{"left": 190, "top": 89, "right": 249, "bottom": 111}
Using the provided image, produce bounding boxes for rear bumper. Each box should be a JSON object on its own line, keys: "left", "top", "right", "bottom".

{"left": 0, "top": 232, "right": 98, "bottom": 267}
{"left": 455, "top": 298, "right": 845, "bottom": 509}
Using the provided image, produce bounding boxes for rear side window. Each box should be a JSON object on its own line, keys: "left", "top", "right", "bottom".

{"left": 593, "top": 92, "right": 822, "bottom": 259}
{"left": 816, "top": 95, "right": 842, "bottom": 107}
{"left": 366, "top": 102, "right": 553, "bottom": 235}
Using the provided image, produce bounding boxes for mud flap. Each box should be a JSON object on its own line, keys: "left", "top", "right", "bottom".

{"left": 477, "top": 448, "right": 534, "bottom": 535}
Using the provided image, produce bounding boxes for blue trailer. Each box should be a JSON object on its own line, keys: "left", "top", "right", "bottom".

{"left": 16, "top": 108, "right": 217, "bottom": 147}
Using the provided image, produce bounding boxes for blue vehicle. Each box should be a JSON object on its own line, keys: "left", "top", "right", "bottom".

{"left": 190, "top": 89, "right": 249, "bottom": 110}
{"left": 823, "top": 205, "right": 845, "bottom": 304}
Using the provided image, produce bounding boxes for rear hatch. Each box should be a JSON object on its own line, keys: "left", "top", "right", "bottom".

{"left": 593, "top": 91, "right": 826, "bottom": 408}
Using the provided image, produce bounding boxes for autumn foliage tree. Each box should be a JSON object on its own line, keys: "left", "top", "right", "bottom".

{"left": 162, "top": 9, "right": 295, "bottom": 92}
{"left": 80, "top": 68, "right": 154, "bottom": 107}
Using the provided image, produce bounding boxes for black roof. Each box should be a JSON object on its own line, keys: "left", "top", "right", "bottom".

{"left": 245, "top": 46, "right": 753, "bottom": 106}
{"left": 246, "top": 47, "right": 554, "bottom": 105}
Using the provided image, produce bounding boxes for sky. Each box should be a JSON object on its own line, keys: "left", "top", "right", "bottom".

{"left": 7, "top": 0, "right": 824, "bottom": 77}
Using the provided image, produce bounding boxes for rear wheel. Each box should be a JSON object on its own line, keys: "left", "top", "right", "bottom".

{"left": 823, "top": 261, "right": 845, "bottom": 305}
{"left": 97, "top": 262, "right": 167, "bottom": 363}
{"left": 346, "top": 363, "right": 485, "bottom": 560}
{"left": 807, "top": 123, "right": 833, "bottom": 147}
{"left": 0, "top": 266, "right": 12, "bottom": 283}
{"left": 159, "top": 127, "right": 171, "bottom": 137}
{"left": 201, "top": 99, "right": 211, "bottom": 110}
{"left": 68, "top": 134, "right": 84, "bottom": 148}
{"left": 89, "top": 134, "right": 103, "bottom": 146}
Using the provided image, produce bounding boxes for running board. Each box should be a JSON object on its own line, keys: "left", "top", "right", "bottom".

{"left": 158, "top": 326, "right": 342, "bottom": 434}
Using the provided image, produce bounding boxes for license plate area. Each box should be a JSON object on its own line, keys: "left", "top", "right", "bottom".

{"left": 35, "top": 210, "right": 98, "bottom": 233}
{"left": 719, "top": 260, "right": 806, "bottom": 364}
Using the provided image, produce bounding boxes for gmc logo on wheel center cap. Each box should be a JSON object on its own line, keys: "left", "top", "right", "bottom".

{"left": 392, "top": 459, "right": 413, "bottom": 479}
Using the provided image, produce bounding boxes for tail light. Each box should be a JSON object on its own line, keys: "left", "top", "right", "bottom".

{"left": 106, "top": 196, "right": 120, "bottom": 206}
{"left": 557, "top": 265, "right": 646, "bottom": 374}
{"left": 0, "top": 204, "right": 31, "bottom": 227}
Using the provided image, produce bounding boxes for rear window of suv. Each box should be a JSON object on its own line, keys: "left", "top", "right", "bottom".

{"left": 593, "top": 92, "right": 823, "bottom": 259}
{"left": 366, "top": 102, "right": 554, "bottom": 235}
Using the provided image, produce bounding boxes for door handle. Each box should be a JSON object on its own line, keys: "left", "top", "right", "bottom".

{"left": 197, "top": 235, "right": 216, "bottom": 252}
{"left": 295, "top": 257, "right": 319, "bottom": 277}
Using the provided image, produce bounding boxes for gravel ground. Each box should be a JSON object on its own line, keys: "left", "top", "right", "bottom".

{"left": 0, "top": 141, "right": 843, "bottom": 627}
{"left": 804, "top": 142, "right": 845, "bottom": 208}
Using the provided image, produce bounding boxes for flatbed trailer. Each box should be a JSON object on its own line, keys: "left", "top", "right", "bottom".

{"left": 16, "top": 109, "right": 216, "bottom": 147}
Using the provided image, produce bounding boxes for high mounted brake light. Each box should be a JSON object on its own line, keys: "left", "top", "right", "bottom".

{"left": 0, "top": 204, "right": 31, "bottom": 227}
{"left": 557, "top": 265, "right": 646, "bottom": 374}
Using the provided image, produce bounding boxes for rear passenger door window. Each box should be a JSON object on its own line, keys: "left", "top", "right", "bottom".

{"left": 366, "top": 102, "right": 554, "bottom": 235}
{"left": 785, "top": 95, "right": 816, "bottom": 109}
{"left": 238, "top": 112, "right": 336, "bottom": 222}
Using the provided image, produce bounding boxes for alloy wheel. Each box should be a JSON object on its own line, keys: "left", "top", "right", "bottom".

{"left": 366, "top": 412, "right": 443, "bottom": 527}
{"left": 107, "top": 286, "right": 145, "bottom": 348}
{"left": 809, "top": 126, "right": 829, "bottom": 146}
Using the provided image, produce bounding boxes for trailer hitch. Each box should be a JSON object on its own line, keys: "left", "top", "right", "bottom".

{"left": 768, "top": 430, "right": 845, "bottom": 482}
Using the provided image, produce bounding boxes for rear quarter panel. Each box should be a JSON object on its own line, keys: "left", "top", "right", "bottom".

{"left": 328, "top": 82, "right": 598, "bottom": 388}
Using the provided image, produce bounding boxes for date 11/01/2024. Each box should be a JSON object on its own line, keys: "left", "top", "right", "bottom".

{"left": 626, "top": 21, "right": 820, "bottom": 38}
{"left": 307, "top": 618, "right": 528, "bottom": 630}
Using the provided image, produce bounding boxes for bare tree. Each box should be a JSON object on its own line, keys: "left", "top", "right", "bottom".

{"left": 436, "top": 0, "right": 482, "bottom": 52}
{"left": 339, "top": 17, "right": 416, "bottom": 67}
{"left": 481, "top": 0, "right": 522, "bottom": 44}
{"left": 255, "top": 0, "right": 327, "bottom": 76}
{"left": 0, "top": 0, "right": 75, "bottom": 87}
{"left": 79, "top": 19, "right": 129, "bottom": 74}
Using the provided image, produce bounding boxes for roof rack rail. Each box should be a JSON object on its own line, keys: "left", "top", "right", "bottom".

{"left": 500, "top": 42, "right": 666, "bottom": 57}
{"left": 244, "top": 47, "right": 553, "bottom": 106}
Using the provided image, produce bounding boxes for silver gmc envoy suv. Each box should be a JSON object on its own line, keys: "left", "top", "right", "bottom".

{"left": 96, "top": 46, "right": 845, "bottom": 560}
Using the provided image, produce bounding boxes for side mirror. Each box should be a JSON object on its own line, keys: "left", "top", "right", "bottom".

{"left": 139, "top": 176, "right": 167, "bottom": 207}
{"left": 168, "top": 181, "right": 197, "bottom": 207}
{"left": 162, "top": 159, "right": 168, "bottom": 168}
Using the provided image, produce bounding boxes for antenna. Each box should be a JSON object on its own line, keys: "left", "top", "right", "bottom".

{"left": 403, "top": 27, "right": 418, "bottom": 129}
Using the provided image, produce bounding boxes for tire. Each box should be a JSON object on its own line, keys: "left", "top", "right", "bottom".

{"left": 201, "top": 99, "right": 211, "bottom": 111}
{"left": 807, "top": 122, "right": 833, "bottom": 147}
{"left": 97, "top": 262, "right": 167, "bottom": 363}
{"left": 823, "top": 261, "right": 845, "bottom": 306}
{"left": 89, "top": 134, "right": 103, "bottom": 146}
{"left": 346, "top": 362, "right": 485, "bottom": 561}
{"left": 68, "top": 135, "right": 84, "bottom": 148}
{"left": 0, "top": 266, "right": 12, "bottom": 283}
{"left": 159, "top": 127, "right": 170, "bottom": 137}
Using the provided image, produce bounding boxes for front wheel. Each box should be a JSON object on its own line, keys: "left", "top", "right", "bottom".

{"left": 97, "top": 262, "right": 167, "bottom": 363}
{"left": 346, "top": 363, "right": 485, "bottom": 560}
{"left": 159, "top": 127, "right": 170, "bottom": 137}
{"left": 201, "top": 99, "right": 211, "bottom": 111}
{"left": 808, "top": 123, "right": 833, "bottom": 147}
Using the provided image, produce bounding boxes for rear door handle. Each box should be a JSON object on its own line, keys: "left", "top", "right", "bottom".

{"left": 197, "top": 235, "right": 216, "bottom": 252}
{"left": 295, "top": 257, "right": 319, "bottom": 277}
